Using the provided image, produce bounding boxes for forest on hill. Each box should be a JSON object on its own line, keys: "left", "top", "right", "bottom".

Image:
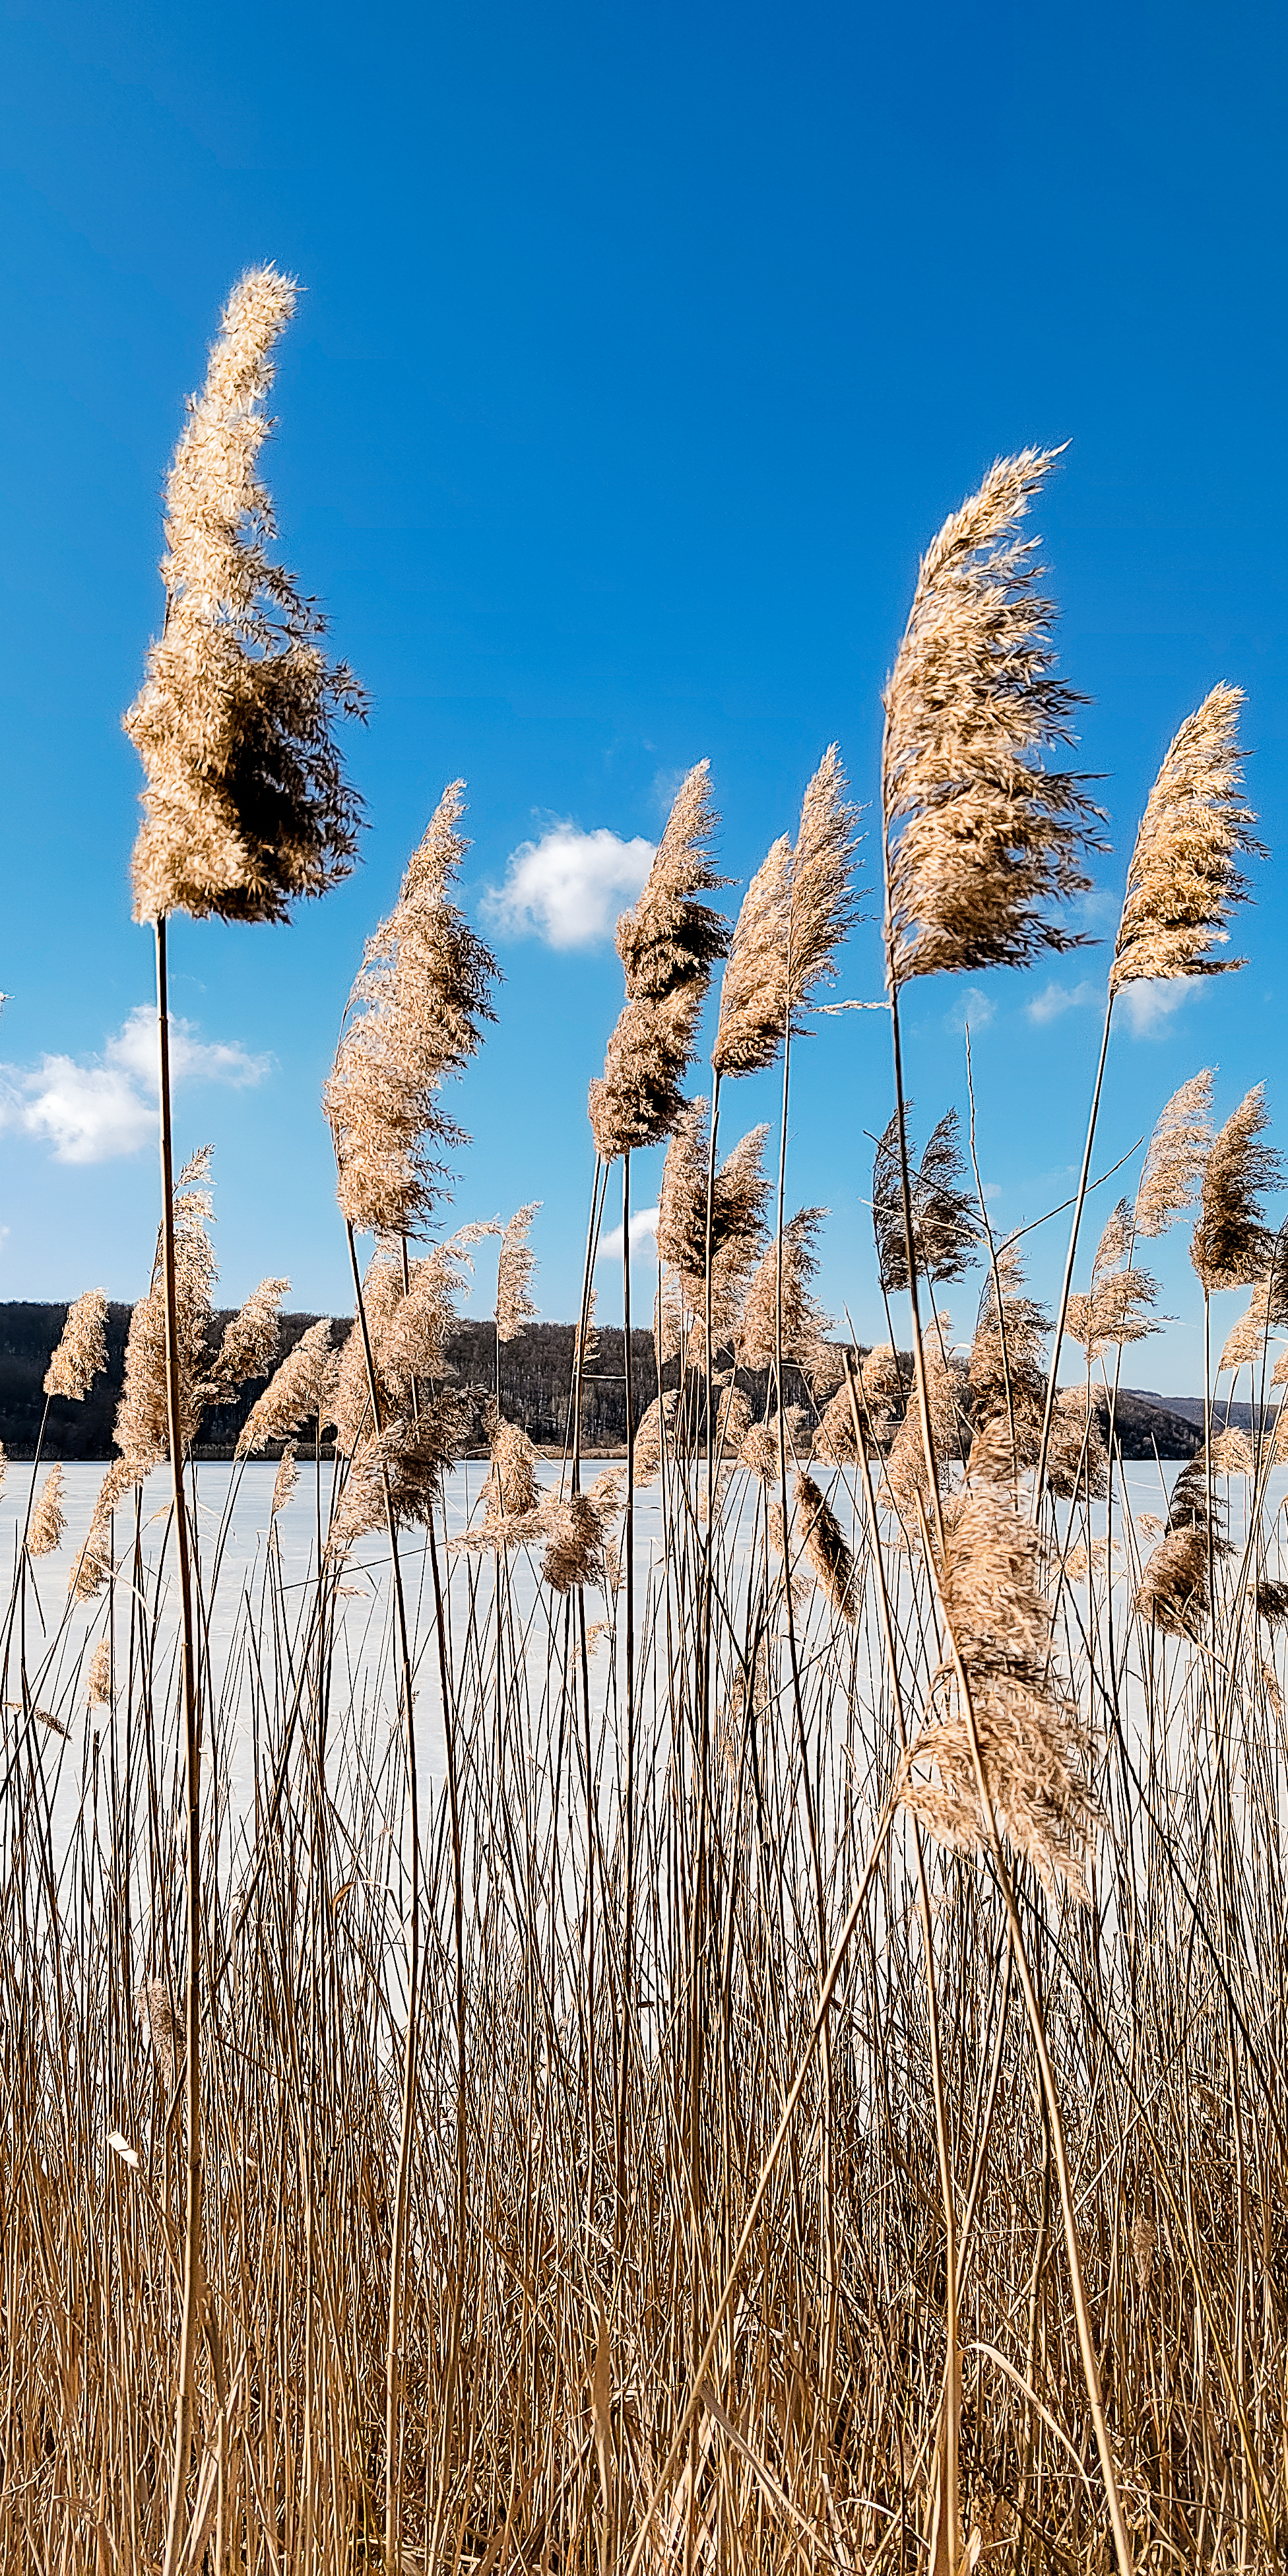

{"left": 0, "top": 1301, "right": 1204, "bottom": 1460}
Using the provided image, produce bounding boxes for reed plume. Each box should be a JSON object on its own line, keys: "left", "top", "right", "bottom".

{"left": 1044, "top": 1385, "right": 1110, "bottom": 1500}
{"left": 967, "top": 1245, "right": 1048, "bottom": 1477}
{"left": 237, "top": 1316, "right": 338, "bottom": 1456}
{"left": 1136, "top": 1449, "right": 1232, "bottom": 1636}
{"left": 883, "top": 449, "right": 1099, "bottom": 984}
{"left": 326, "top": 783, "right": 498, "bottom": 1237}
{"left": 113, "top": 1150, "right": 218, "bottom": 1472}
{"left": 86, "top": 1639, "right": 113, "bottom": 1707}
{"left": 1066, "top": 1200, "right": 1161, "bottom": 1358}
{"left": 712, "top": 747, "right": 860, "bottom": 1078}
{"left": 1134, "top": 1069, "right": 1213, "bottom": 1237}
{"left": 482, "top": 1417, "right": 540, "bottom": 1523}
{"left": 270, "top": 1446, "right": 298, "bottom": 1517}
{"left": 140, "top": 1982, "right": 180, "bottom": 2092}
{"left": 793, "top": 1471, "right": 860, "bottom": 1621}
{"left": 739, "top": 1208, "right": 836, "bottom": 1386}
{"left": 1111, "top": 685, "right": 1262, "bottom": 993}
{"left": 884, "top": 1318, "right": 960, "bottom": 1516}
{"left": 201, "top": 1276, "right": 289, "bottom": 1398}
{"left": 1191, "top": 1087, "right": 1286, "bottom": 1291}
{"left": 68, "top": 1458, "right": 141, "bottom": 1603}
{"left": 874, "top": 1107, "right": 978, "bottom": 1293}
{"left": 124, "top": 266, "right": 364, "bottom": 924}
{"left": 630, "top": 1392, "right": 672, "bottom": 1486}
{"left": 27, "top": 1465, "right": 65, "bottom": 1558}
{"left": 741, "top": 1409, "right": 806, "bottom": 1484}
{"left": 44, "top": 1289, "right": 108, "bottom": 1401}
{"left": 1218, "top": 1276, "right": 1287, "bottom": 1374}
{"left": 540, "top": 1477, "right": 620, "bottom": 1594}
{"left": 496, "top": 1203, "right": 540, "bottom": 1339}
{"left": 901, "top": 1484, "right": 1097, "bottom": 1899}
{"left": 588, "top": 765, "right": 727, "bottom": 1157}
{"left": 657, "top": 1103, "right": 770, "bottom": 1359}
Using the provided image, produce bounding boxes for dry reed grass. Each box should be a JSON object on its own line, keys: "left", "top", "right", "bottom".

{"left": 13, "top": 412, "right": 1288, "bottom": 2576}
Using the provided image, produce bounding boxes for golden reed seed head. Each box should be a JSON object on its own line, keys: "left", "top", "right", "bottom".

{"left": 125, "top": 266, "right": 365, "bottom": 924}
{"left": 793, "top": 1471, "right": 860, "bottom": 1621}
{"left": 883, "top": 448, "right": 1101, "bottom": 988}
{"left": 205, "top": 1278, "right": 289, "bottom": 1397}
{"left": 588, "top": 765, "right": 728, "bottom": 1157}
{"left": 68, "top": 1458, "right": 145, "bottom": 1603}
{"left": 496, "top": 1202, "right": 540, "bottom": 1341}
{"left": 630, "top": 1393, "right": 670, "bottom": 1487}
{"left": 539, "top": 1480, "right": 621, "bottom": 1594}
{"left": 1218, "top": 1277, "right": 1284, "bottom": 1375}
{"left": 113, "top": 1151, "right": 218, "bottom": 1471}
{"left": 270, "top": 1445, "right": 298, "bottom": 1517}
{"left": 738, "top": 1209, "right": 837, "bottom": 1388}
{"left": 901, "top": 1482, "right": 1098, "bottom": 1900}
{"left": 86, "top": 1639, "right": 113, "bottom": 1708}
{"left": 237, "top": 1316, "right": 338, "bottom": 1457}
{"left": 882, "top": 1316, "right": 961, "bottom": 1517}
{"left": 1066, "top": 1198, "right": 1162, "bottom": 1359}
{"left": 139, "top": 1980, "right": 180, "bottom": 2090}
{"left": 325, "top": 781, "right": 498, "bottom": 1237}
{"left": 27, "top": 1466, "right": 66, "bottom": 1559}
{"left": 483, "top": 1416, "right": 540, "bottom": 1523}
{"left": 1191, "top": 1086, "right": 1286, "bottom": 1292}
{"left": 1111, "top": 684, "right": 1263, "bottom": 994}
{"left": 657, "top": 1103, "right": 770, "bottom": 1361}
{"left": 1134, "top": 1069, "right": 1213, "bottom": 1239}
{"left": 44, "top": 1289, "right": 108, "bottom": 1402}
{"left": 713, "top": 747, "right": 861, "bottom": 1078}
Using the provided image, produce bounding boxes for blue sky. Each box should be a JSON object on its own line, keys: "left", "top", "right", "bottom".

{"left": 3, "top": 0, "right": 1286, "bottom": 1391}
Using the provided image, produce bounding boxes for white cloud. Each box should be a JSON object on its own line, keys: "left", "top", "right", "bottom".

{"left": 944, "top": 986, "right": 996, "bottom": 1035}
{"left": 1025, "top": 977, "right": 1100, "bottom": 1026}
{"left": 597, "top": 1206, "right": 659, "bottom": 1266}
{"left": 484, "top": 822, "right": 655, "bottom": 948}
{"left": 1118, "top": 979, "right": 1190, "bottom": 1037}
{"left": 0, "top": 1006, "right": 271, "bottom": 1165}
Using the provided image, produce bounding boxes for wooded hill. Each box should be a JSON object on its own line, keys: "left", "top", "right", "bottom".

{"left": 0, "top": 1302, "right": 1206, "bottom": 1462}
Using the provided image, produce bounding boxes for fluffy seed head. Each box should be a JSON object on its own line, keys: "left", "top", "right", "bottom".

{"left": 496, "top": 1202, "right": 540, "bottom": 1341}
{"left": 1134, "top": 1070, "right": 1213, "bottom": 1239}
{"left": 28, "top": 1466, "right": 66, "bottom": 1559}
{"left": 326, "top": 783, "right": 498, "bottom": 1237}
{"left": 124, "top": 266, "right": 365, "bottom": 923}
{"left": 588, "top": 766, "right": 726, "bottom": 1157}
{"left": 238, "top": 1316, "right": 338, "bottom": 1456}
{"left": 901, "top": 1483, "right": 1097, "bottom": 1899}
{"left": 1191, "top": 1087, "right": 1285, "bottom": 1292}
{"left": 44, "top": 1290, "right": 108, "bottom": 1401}
{"left": 739, "top": 1208, "right": 837, "bottom": 1387}
{"left": 794, "top": 1471, "right": 860, "bottom": 1621}
{"left": 86, "top": 1639, "right": 113, "bottom": 1708}
{"left": 883, "top": 449, "right": 1100, "bottom": 986}
{"left": 1111, "top": 686, "right": 1262, "bottom": 993}
{"left": 713, "top": 748, "right": 861, "bottom": 1077}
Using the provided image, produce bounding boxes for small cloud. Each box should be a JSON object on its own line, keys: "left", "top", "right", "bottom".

{"left": 596, "top": 1206, "right": 659, "bottom": 1266}
{"left": 483, "top": 821, "right": 655, "bottom": 948}
{"left": 1025, "top": 977, "right": 1100, "bottom": 1026}
{"left": 945, "top": 986, "right": 996, "bottom": 1035}
{"left": 0, "top": 1006, "right": 270, "bottom": 1165}
{"left": 1118, "top": 979, "right": 1190, "bottom": 1038}
{"left": 651, "top": 767, "right": 688, "bottom": 816}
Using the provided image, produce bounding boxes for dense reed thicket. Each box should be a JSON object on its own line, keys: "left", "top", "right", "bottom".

{"left": 5, "top": 280, "right": 1288, "bottom": 2576}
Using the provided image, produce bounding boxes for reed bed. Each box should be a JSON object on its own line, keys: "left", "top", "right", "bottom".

{"left": 4, "top": 274, "right": 1288, "bottom": 2575}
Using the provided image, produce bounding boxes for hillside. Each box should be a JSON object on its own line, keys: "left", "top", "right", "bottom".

{"left": 1, "top": 1302, "right": 1209, "bottom": 1462}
